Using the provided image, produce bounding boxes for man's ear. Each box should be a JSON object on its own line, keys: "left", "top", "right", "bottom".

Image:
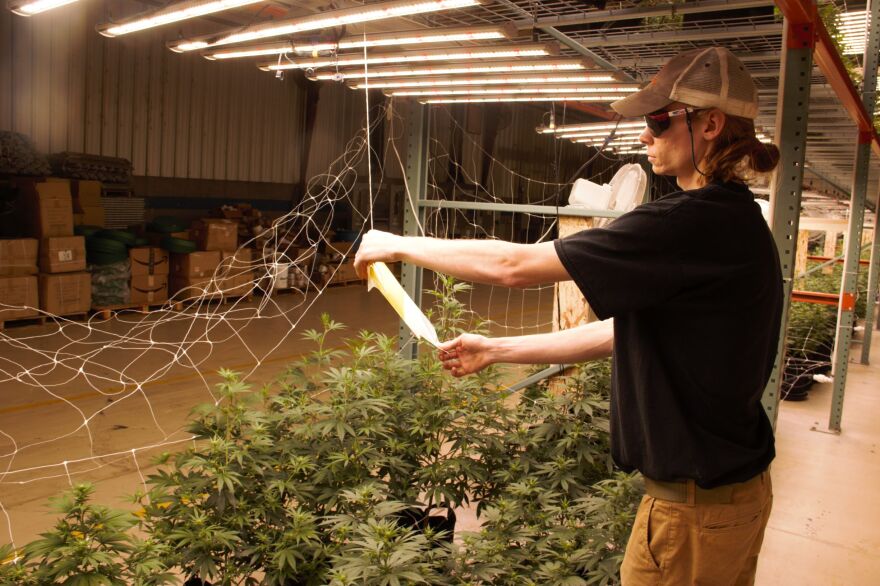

{"left": 701, "top": 109, "right": 726, "bottom": 140}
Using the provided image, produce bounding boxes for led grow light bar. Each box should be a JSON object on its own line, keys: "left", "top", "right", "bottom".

{"left": 260, "top": 42, "right": 559, "bottom": 71}
{"left": 557, "top": 127, "right": 644, "bottom": 139}
{"left": 422, "top": 96, "right": 628, "bottom": 104}
{"left": 386, "top": 86, "right": 634, "bottom": 97}
{"left": 204, "top": 24, "right": 518, "bottom": 60}
{"left": 348, "top": 74, "right": 624, "bottom": 89}
{"left": 573, "top": 137, "right": 643, "bottom": 145}
{"left": 168, "top": 0, "right": 482, "bottom": 52}
{"left": 536, "top": 121, "right": 645, "bottom": 134}
{"left": 295, "top": 23, "right": 517, "bottom": 53}
{"left": 308, "top": 59, "right": 587, "bottom": 80}
{"left": 9, "top": 0, "right": 78, "bottom": 16}
{"left": 97, "top": 0, "right": 262, "bottom": 38}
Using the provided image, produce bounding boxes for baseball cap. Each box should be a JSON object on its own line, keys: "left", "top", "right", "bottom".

{"left": 611, "top": 47, "right": 758, "bottom": 119}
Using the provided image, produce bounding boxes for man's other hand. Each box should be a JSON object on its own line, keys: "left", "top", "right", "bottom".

{"left": 438, "top": 334, "right": 495, "bottom": 377}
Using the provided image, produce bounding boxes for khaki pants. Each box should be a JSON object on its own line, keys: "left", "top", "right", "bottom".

{"left": 621, "top": 470, "right": 772, "bottom": 586}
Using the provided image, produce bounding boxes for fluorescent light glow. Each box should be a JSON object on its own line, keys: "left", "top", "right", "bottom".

{"left": 204, "top": 24, "right": 517, "bottom": 60}
{"left": 9, "top": 0, "right": 77, "bottom": 15}
{"left": 294, "top": 24, "right": 516, "bottom": 54}
{"left": 836, "top": 10, "right": 871, "bottom": 55}
{"left": 537, "top": 121, "right": 645, "bottom": 134}
{"left": 350, "top": 74, "right": 622, "bottom": 89}
{"left": 422, "top": 96, "right": 628, "bottom": 104}
{"left": 169, "top": 0, "right": 483, "bottom": 52}
{"left": 387, "top": 86, "right": 634, "bottom": 97}
{"left": 261, "top": 43, "right": 559, "bottom": 71}
{"left": 558, "top": 128, "right": 644, "bottom": 139}
{"left": 308, "top": 59, "right": 587, "bottom": 80}
{"left": 205, "top": 41, "right": 294, "bottom": 60}
{"left": 574, "top": 137, "right": 643, "bottom": 145}
{"left": 98, "top": 0, "right": 262, "bottom": 38}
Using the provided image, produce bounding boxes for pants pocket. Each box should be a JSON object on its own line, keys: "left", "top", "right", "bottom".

{"left": 702, "top": 507, "right": 763, "bottom": 533}
{"left": 642, "top": 497, "right": 665, "bottom": 569}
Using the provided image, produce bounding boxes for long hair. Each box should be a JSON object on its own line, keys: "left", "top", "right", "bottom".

{"left": 700, "top": 114, "right": 780, "bottom": 185}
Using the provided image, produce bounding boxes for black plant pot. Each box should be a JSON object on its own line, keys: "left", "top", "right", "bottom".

{"left": 395, "top": 505, "right": 456, "bottom": 544}
{"left": 184, "top": 578, "right": 212, "bottom": 586}
{"left": 804, "top": 348, "right": 832, "bottom": 375}
{"left": 782, "top": 356, "right": 817, "bottom": 401}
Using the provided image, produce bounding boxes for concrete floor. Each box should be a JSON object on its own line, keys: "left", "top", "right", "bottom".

{"left": 0, "top": 284, "right": 878, "bottom": 585}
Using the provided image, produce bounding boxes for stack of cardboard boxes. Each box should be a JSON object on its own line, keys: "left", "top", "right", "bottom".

{"left": 325, "top": 240, "right": 360, "bottom": 285}
{"left": 0, "top": 239, "right": 39, "bottom": 324}
{"left": 32, "top": 181, "right": 91, "bottom": 316}
{"left": 73, "top": 180, "right": 105, "bottom": 227}
{"left": 130, "top": 247, "right": 169, "bottom": 306}
{"left": 171, "top": 219, "right": 254, "bottom": 300}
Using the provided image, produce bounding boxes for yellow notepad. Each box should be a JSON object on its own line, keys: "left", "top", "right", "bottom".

{"left": 367, "top": 262, "right": 440, "bottom": 348}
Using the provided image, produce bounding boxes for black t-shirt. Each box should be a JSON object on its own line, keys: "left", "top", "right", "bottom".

{"left": 554, "top": 181, "right": 781, "bottom": 488}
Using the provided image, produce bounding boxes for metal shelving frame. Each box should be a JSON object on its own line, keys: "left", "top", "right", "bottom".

{"left": 389, "top": 0, "right": 880, "bottom": 432}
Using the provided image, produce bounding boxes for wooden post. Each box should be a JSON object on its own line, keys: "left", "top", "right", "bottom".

{"left": 549, "top": 216, "right": 598, "bottom": 394}
{"left": 794, "top": 230, "right": 810, "bottom": 278}
{"left": 823, "top": 231, "right": 838, "bottom": 274}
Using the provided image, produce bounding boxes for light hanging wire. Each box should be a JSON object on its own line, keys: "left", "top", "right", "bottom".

{"left": 363, "top": 35, "right": 374, "bottom": 231}
{"left": 167, "top": 0, "right": 484, "bottom": 52}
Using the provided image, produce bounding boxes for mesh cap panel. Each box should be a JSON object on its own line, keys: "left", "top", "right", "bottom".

{"left": 612, "top": 47, "right": 758, "bottom": 119}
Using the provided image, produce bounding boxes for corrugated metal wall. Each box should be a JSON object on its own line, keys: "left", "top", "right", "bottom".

{"left": 0, "top": 0, "right": 305, "bottom": 184}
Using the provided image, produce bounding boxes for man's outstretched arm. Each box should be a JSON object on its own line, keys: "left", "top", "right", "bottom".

{"left": 438, "top": 319, "right": 614, "bottom": 377}
{"left": 353, "top": 229, "right": 570, "bottom": 288}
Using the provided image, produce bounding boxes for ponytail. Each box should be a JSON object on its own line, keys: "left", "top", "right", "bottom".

{"left": 701, "top": 115, "right": 780, "bottom": 184}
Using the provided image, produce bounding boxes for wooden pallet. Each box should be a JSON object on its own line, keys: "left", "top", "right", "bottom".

{"left": 92, "top": 302, "right": 182, "bottom": 320}
{"left": 1, "top": 312, "right": 89, "bottom": 332}
{"left": 0, "top": 314, "right": 46, "bottom": 332}
{"left": 327, "top": 277, "right": 365, "bottom": 288}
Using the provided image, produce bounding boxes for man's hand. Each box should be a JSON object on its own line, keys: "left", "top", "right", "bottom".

{"left": 353, "top": 229, "right": 403, "bottom": 279}
{"left": 438, "top": 333, "right": 495, "bottom": 377}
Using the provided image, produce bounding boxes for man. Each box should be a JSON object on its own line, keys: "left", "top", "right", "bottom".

{"left": 353, "top": 47, "right": 782, "bottom": 585}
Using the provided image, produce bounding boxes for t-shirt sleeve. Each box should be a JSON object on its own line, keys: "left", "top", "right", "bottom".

{"left": 553, "top": 207, "right": 683, "bottom": 320}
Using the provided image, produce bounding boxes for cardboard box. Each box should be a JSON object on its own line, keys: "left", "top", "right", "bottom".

{"left": 171, "top": 251, "right": 221, "bottom": 278}
{"left": 328, "top": 261, "right": 361, "bottom": 285}
{"left": 0, "top": 275, "right": 39, "bottom": 321}
{"left": 171, "top": 272, "right": 253, "bottom": 300}
{"left": 77, "top": 180, "right": 102, "bottom": 207}
{"left": 80, "top": 205, "right": 105, "bottom": 228}
{"left": 39, "top": 272, "right": 91, "bottom": 315}
{"left": 33, "top": 182, "right": 74, "bottom": 237}
{"left": 130, "top": 274, "right": 169, "bottom": 305}
{"left": 220, "top": 248, "right": 255, "bottom": 279}
{"left": 130, "top": 247, "right": 170, "bottom": 276}
{"left": 40, "top": 236, "right": 86, "bottom": 273}
{"left": 191, "top": 219, "right": 238, "bottom": 252}
{"left": 0, "top": 239, "right": 39, "bottom": 276}
{"left": 170, "top": 275, "right": 220, "bottom": 300}
{"left": 218, "top": 272, "right": 254, "bottom": 296}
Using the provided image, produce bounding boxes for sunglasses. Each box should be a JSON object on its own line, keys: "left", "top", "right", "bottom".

{"left": 644, "top": 107, "right": 702, "bottom": 137}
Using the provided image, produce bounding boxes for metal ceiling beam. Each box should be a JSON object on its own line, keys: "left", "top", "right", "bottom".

{"left": 514, "top": 0, "right": 775, "bottom": 30}
{"left": 494, "top": 0, "right": 635, "bottom": 81}
{"left": 569, "top": 22, "right": 782, "bottom": 48}
{"left": 774, "top": 0, "right": 880, "bottom": 157}
{"left": 611, "top": 51, "right": 782, "bottom": 69}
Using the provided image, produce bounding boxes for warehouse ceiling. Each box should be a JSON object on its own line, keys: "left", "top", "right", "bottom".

{"left": 85, "top": 0, "right": 880, "bottom": 203}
